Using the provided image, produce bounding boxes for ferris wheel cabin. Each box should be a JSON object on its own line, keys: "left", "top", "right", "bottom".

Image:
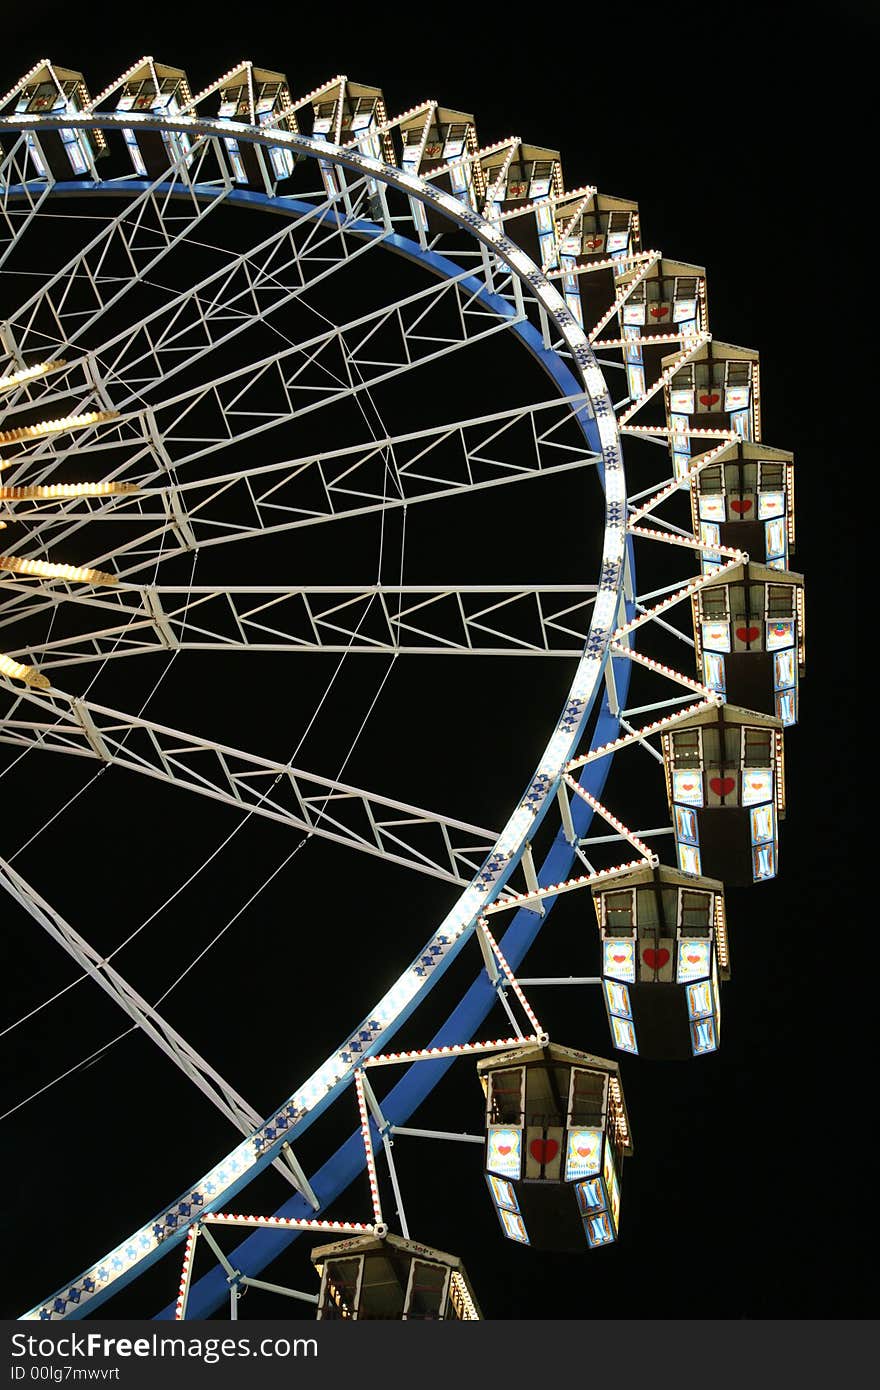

{"left": 614, "top": 256, "right": 707, "bottom": 402}
{"left": 693, "top": 561, "right": 805, "bottom": 726}
{"left": 590, "top": 864, "right": 729, "bottom": 1059}
{"left": 1, "top": 61, "right": 106, "bottom": 179}
{"left": 692, "top": 441, "right": 796, "bottom": 572}
{"left": 554, "top": 191, "right": 640, "bottom": 327}
{"left": 111, "top": 61, "right": 193, "bottom": 178}
{"left": 212, "top": 66, "right": 298, "bottom": 192}
{"left": 662, "top": 702, "right": 785, "bottom": 886}
{"left": 478, "top": 1041, "right": 632, "bottom": 1252}
{"left": 308, "top": 78, "right": 394, "bottom": 218}
{"left": 398, "top": 105, "right": 481, "bottom": 228}
{"left": 482, "top": 142, "right": 563, "bottom": 267}
{"left": 310, "top": 1232, "right": 481, "bottom": 1320}
{"left": 664, "top": 341, "right": 760, "bottom": 482}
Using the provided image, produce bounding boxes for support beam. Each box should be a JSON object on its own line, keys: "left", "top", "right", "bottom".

{"left": 0, "top": 684, "right": 499, "bottom": 886}
{"left": 1, "top": 583, "right": 599, "bottom": 665}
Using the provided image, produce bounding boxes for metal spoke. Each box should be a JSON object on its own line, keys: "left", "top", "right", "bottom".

{"left": 0, "top": 680, "right": 499, "bottom": 885}
{"left": 0, "top": 176, "right": 384, "bottom": 428}
{"left": 0, "top": 135, "right": 231, "bottom": 365}
{"left": 1, "top": 394, "right": 597, "bottom": 580}
{"left": 2, "top": 583, "right": 598, "bottom": 665}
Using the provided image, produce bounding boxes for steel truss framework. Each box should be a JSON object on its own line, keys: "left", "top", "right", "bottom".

{"left": 0, "top": 64, "right": 797, "bottom": 1321}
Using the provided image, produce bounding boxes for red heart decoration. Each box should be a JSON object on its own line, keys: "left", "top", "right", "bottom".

{"left": 529, "top": 1138, "right": 559, "bottom": 1166}
{"left": 730, "top": 498, "right": 753, "bottom": 514}
{"left": 643, "top": 947, "right": 670, "bottom": 970}
{"left": 650, "top": 305, "right": 669, "bottom": 319}
{"left": 736, "top": 625, "right": 760, "bottom": 643}
{"left": 686, "top": 953, "right": 701, "bottom": 964}
{"left": 612, "top": 953, "right": 627, "bottom": 963}
{"left": 680, "top": 780, "right": 696, "bottom": 790}
{"left": 699, "top": 392, "right": 720, "bottom": 407}
{"left": 496, "top": 1144, "right": 511, "bottom": 1156}
{"left": 585, "top": 236, "right": 603, "bottom": 250}
{"left": 576, "top": 1144, "right": 594, "bottom": 1158}
{"left": 709, "top": 776, "right": 736, "bottom": 797}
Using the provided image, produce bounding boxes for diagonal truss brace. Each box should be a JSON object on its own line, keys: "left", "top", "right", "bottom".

{"left": 0, "top": 583, "right": 600, "bottom": 667}
{"left": 0, "top": 682, "right": 499, "bottom": 886}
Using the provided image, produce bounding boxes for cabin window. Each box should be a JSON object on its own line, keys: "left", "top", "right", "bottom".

{"left": 680, "top": 889, "right": 712, "bottom": 928}
{"left": 407, "top": 1261, "right": 447, "bottom": 1319}
{"left": 569, "top": 1068, "right": 606, "bottom": 1127}
{"left": 760, "top": 461, "right": 784, "bottom": 489}
{"left": 743, "top": 728, "right": 772, "bottom": 767}
{"left": 322, "top": 1257, "right": 361, "bottom": 1318}
{"left": 672, "top": 729, "right": 701, "bottom": 768}
{"left": 700, "top": 587, "right": 728, "bottom": 621}
{"left": 488, "top": 1068, "right": 522, "bottom": 1124}
{"left": 700, "top": 464, "right": 723, "bottom": 491}
{"left": 604, "top": 889, "right": 635, "bottom": 930}
{"left": 767, "top": 584, "right": 794, "bottom": 617}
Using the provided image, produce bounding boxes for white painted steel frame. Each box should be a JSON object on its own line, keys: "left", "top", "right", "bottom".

{"left": 0, "top": 109, "right": 630, "bottom": 1320}
{"left": 1, "top": 583, "right": 600, "bottom": 665}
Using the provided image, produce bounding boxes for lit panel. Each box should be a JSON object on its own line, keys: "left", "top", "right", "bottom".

{"left": 603, "top": 1143, "right": 621, "bottom": 1234}
{"left": 677, "top": 939, "right": 712, "bottom": 983}
{"left": 488, "top": 1176, "right": 519, "bottom": 1212}
{"left": 731, "top": 408, "right": 751, "bottom": 439}
{"left": 724, "top": 385, "right": 749, "bottom": 411}
{"left": 698, "top": 494, "right": 725, "bottom": 523}
{"left": 575, "top": 1177, "right": 605, "bottom": 1211}
{"left": 750, "top": 803, "right": 775, "bottom": 844}
{"left": 703, "top": 652, "right": 726, "bottom": 694}
{"left": 686, "top": 980, "right": 713, "bottom": 1019}
{"left": 700, "top": 521, "right": 723, "bottom": 566}
{"left": 627, "top": 365, "right": 645, "bottom": 396}
{"left": 678, "top": 843, "right": 702, "bottom": 876}
{"left": 610, "top": 1016, "right": 638, "bottom": 1054}
{"left": 673, "top": 772, "right": 704, "bottom": 807}
{"left": 487, "top": 1127, "right": 522, "bottom": 1180}
{"left": 604, "top": 980, "right": 632, "bottom": 1019}
{"left": 584, "top": 1212, "right": 615, "bottom": 1247}
{"left": 742, "top": 770, "right": 773, "bottom": 807}
{"left": 765, "top": 518, "right": 786, "bottom": 560}
{"left": 753, "top": 843, "right": 776, "bottom": 881}
{"left": 702, "top": 621, "right": 731, "bottom": 652}
{"left": 674, "top": 797, "right": 699, "bottom": 840}
{"left": 603, "top": 937, "right": 636, "bottom": 983}
{"left": 758, "top": 491, "right": 785, "bottom": 519}
{"left": 565, "top": 1128, "right": 603, "bottom": 1180}
{"left": 774, "top": 649, "right": 795, "bottom": 689}
{"left": 691, "top": 1017, "right": 718, "bottom": 1054}
{"left": 767, "top": 619, "right": 795, "bottom": 651}
{"left": 776, "top": 690, "right": 796, "bottom": 725}
{"left": 499, "top": 1209, "right": 530, "bottom": 1244}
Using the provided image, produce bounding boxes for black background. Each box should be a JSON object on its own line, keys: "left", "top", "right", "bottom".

{"left": 0, "top": 0, "right": 871, "bottom": 1323}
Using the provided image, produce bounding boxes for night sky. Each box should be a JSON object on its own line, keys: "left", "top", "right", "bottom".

{"left": 0, "top": 2, "right": 870, "bottom": 1322}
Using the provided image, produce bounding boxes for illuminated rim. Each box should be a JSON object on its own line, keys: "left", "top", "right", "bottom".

{"left": 0, "top": 108, "right": 632, "bottom": 1319}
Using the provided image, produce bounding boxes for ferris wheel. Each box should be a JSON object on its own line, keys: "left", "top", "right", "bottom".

{"left": 0, "top": 57, "right": 803, "bottom": 1322}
